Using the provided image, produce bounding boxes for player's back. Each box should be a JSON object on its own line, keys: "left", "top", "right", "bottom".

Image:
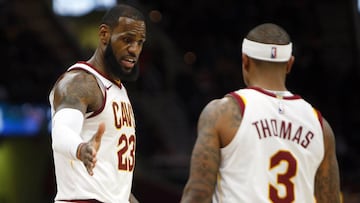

{"left": 213, "top": 87, "right": 324, "bottom": 203}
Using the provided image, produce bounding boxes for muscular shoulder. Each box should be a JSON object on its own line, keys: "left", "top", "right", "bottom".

{"left": 52, "top": 70, "right": 103, "bottom": 113}
{"left": 199, "top": 96, "right": 242, "bottom": 147}
{"left": 202, "top": 96, "right": 240, "bottom": 120}
{"left": 321, "top": 118, "right": 337, "bottom": 158}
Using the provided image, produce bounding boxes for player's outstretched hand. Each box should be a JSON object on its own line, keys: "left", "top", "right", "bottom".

{"left": 77, "top": 122, "right": 105, "bottom": 176}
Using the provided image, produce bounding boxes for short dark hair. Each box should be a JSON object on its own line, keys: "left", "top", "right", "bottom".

{"left": 246, "top": 23, "right": 291, "bottom": 45}
{"left": 101, "top": 4, "right": 145, "bottom": 29}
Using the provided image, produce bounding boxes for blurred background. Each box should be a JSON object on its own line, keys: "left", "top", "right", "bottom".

{"left": 0, "top": 0, "right": 359, "bottom": 202}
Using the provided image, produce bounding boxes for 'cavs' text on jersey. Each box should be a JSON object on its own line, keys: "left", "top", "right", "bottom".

{"left": 113, "top": 101, "right": 135, "bottom": 129}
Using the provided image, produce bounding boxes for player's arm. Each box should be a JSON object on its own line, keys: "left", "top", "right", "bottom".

{"left": 180, "top": 99, "right": 221, "bottom": 203}
{"left": 52, "top": 70, "right": 102, "bottom": 113}
{"left": 51, "top": 70, "right": 104, "bottom": 175}
{"left": 129, "top": 193, "right": 139, "bottom": 203}
{"left": 314, "top": 118, "right": 341, "bottom": 203}
{"left": 181, "top": 96, "right": 241, "bottom": 203}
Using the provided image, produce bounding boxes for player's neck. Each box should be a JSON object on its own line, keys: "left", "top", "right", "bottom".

{"left": 263, "top": 88, "right": 293, "bottom": 96}
{"left": 249, "top": 80, "right": 287, "bottom": 92}
{"left": 87, "top": 53, "right": 106, "bottom": 76}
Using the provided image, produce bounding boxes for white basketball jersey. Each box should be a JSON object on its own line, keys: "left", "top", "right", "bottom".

{"left": 49, "top": 62, "right": 136, "bottom": 203}
{"left": 212, "top": 87, "right": 324, "bottom": 203}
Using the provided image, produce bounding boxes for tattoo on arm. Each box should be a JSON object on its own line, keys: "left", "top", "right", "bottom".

{"left": 182, "top": 98, "right": 241, "bottom": 203}
{"left": 181, "top": 100, "right": 221, "bottom": 203}
{"left": 315, "top": 119, "right": 341, "bottom": 203}
{"left": 53, "top": 71, "right": 102, "bottom": 113}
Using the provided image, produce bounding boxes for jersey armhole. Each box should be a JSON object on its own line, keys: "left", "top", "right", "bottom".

{"left": 68, "top": 67, "right": 107, "bottom": 118}
{"left": 314, "top": 108, "right": 323, "bottom": 129}
{"left": 227, "top": 92, "right": 246, "bottom": 117}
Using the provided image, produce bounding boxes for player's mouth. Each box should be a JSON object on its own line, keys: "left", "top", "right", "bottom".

{"left": 121, "top": 58, "right": 136, "bottom": 70}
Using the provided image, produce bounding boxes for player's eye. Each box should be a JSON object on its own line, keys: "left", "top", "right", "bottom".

{"left": 138, "top": 40, "right": 144, "bottom": 46}
{"left": 122, "top": 37, "right": 132, "bottom": 44}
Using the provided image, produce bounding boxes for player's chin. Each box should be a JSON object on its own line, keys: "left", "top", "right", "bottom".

{"left": 122, "top": 67, "right": 133, "bottom": 74}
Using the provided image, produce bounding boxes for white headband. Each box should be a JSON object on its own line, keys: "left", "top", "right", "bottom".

{"left": 242, "top": 38, "right": 292, "bottom": 62}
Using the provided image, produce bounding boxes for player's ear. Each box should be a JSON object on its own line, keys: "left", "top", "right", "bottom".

{"left": 286, "top": 56, "right": 295, "bottom": 74}
{"left": 242, "top": 53, "right": 250, "bottom": 71}
{"left": 99, "top": 24, "right": 110, "bottom": 46}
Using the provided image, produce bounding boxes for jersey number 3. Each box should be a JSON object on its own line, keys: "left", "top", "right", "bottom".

{"left": 269, "top": 150, "right": 297, "bottom": 203}
{"left": 117, "top": 134, "right": 136, "bottom": 172}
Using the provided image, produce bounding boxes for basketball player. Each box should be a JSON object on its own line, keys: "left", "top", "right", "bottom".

{"left": 181, "top": 23, "right": 341, "bottom": 203}
{"left": 49, "top": 4, "right": 146, "bottom": 203}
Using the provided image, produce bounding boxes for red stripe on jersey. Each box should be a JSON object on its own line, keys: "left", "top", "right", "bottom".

{"left": 67, "top": 66, "right": 107, "bottom": 118}
{"left": 247, "top": 86, "right": 302, "bottom": 100}
{"left": 314, "top": 108, "right": 323, "bottom": 128}
{"left": 228, "top": 92, "right": 246, "bottom": 117}
{"left": 77, "top": 61, "right": 122, "bottom": 89}
{"left": 87, "top": 88, "right": 107, "bottom": 118}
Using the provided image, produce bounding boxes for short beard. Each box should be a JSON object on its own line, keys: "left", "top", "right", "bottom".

{"left": 104, "top": 41, "right": 139, "bottom": 82}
